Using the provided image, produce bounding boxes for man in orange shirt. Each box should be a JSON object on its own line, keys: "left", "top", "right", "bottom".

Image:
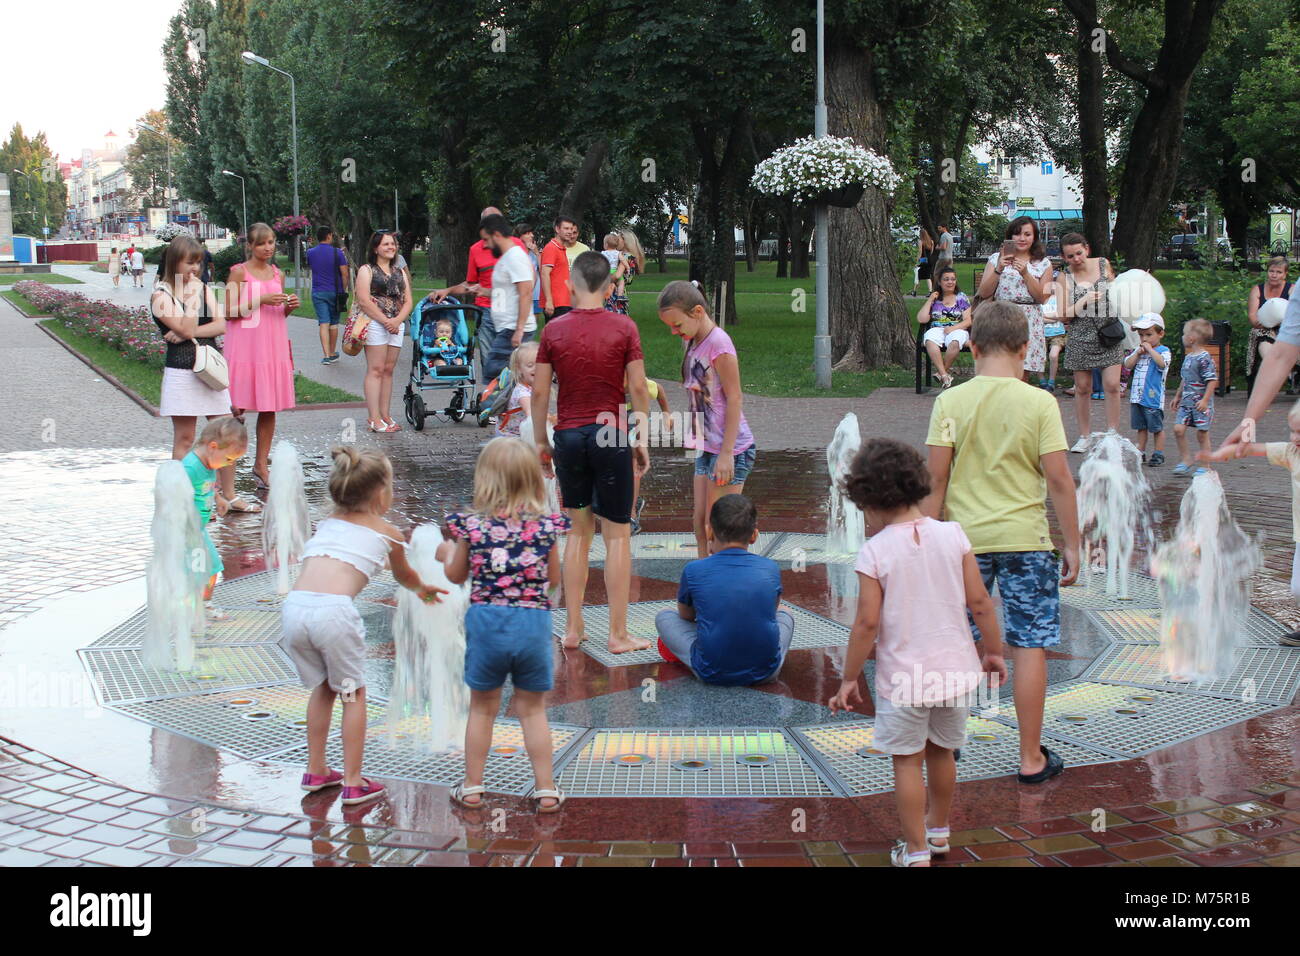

{"left": 540, "top": 216, "right": 590, "bottom": 319}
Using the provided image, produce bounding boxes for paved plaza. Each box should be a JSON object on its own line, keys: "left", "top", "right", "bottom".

{"left": 1, "top": 272, "right": 1299, "bottom": 867}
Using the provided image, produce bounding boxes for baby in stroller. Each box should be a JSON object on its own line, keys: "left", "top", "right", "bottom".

{"left": 422, "top": 317, "right": 467, "bottom": 370}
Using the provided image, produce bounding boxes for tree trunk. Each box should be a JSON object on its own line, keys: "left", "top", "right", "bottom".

{"left": 1110, "top": 83, "right": 1193, "bottom": 270}
{"left": 790, "top": 208, "right": 811, "bottom": 279}
{"left": 827, "top": 36, "right": 912, "bottom": 370}
{"left": 1075, "top": 9, "right": 1111, "bottom": 257}
{"left": 560, "top": 138, "right": 609, "bottom": 228}
{"left": 689, "top": 118, "right": 745, "bottom": 326}
{"left": 776, "top": 215, "right": 789, "bottom": 277}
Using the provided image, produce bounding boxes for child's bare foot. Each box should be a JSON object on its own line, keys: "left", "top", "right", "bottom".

{"left": 561, "top": 630, "right": 585, "bottom": 649}
{"left": 608, "top": 632, "right": 652, "bottom": 654}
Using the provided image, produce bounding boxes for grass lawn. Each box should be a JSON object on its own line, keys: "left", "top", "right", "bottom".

{"left": 39, "top": 319, "right": 361, "bottom": 408}
{"left": 2, "top": 289, "right": 45, "bottom": 314}
{"left": 0, "top": 272, "right": 82, "bottom": 285}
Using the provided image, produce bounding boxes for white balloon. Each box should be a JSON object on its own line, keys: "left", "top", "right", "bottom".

{"left": 1107, "top": 270, "right": 1166, "bottom": 321}
{"left": 1257, "top": 296, "right": 1288, "bottom": 329}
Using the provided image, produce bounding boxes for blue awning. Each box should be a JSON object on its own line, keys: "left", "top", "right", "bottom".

{"left": 1019, "top": 209, "right": 1084, "bottom": 220}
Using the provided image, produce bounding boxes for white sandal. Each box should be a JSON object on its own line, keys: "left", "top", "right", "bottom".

{"left": 891, "top": 841, "right": 931, "bottom": 867}
{"left": 926, "top": 826, "right": 951, "bottom": 855}
{"left": 450, "top": 781, "right": 486, "bottom": 808}
{"left": 368, "top": 420, "right": 393, "bottom": 433}
{"left": 532, "top": 788, "right": 567, "bottom": 814}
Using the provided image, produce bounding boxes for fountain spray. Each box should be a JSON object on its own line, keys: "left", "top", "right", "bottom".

{"left": 1078, "top": 431, "right": 1152, "bottom": 600}
{"left": 144, "top": 460, "right": 204, "bottom": 671}
{"left": 261, "top": 440, "right": 310, "bottom": 595}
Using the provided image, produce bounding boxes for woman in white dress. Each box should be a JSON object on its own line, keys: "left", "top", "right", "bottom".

{"left": 151, "top": 235, "right": 261, "bottom": 513}
{"left": 977, "top": 216, "right": 1052, "bottom": 381}
{"left": 107, "top": 247, "right": 121, "bottom": 287}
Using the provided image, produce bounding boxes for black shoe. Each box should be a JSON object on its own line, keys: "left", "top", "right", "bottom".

{"left": 1279, "top": 630, "right": 1300, "bottom": 648}
{"left": 953, "top": 748, "right": 961, "bottom": 762}
{"left": 1017, "top": 746, "right": 1064, "bottom": 784}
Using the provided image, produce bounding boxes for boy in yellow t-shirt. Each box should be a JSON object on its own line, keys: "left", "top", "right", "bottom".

{"left": 924, "top": 300, "right": 1081, "bottom": 784}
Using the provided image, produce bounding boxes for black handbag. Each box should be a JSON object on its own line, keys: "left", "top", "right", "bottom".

{"left": 1097, "top": 316, "right": 1127, "bottom": 348}
{"left": 334, "top": 247, "right": 349, "bottom": 313}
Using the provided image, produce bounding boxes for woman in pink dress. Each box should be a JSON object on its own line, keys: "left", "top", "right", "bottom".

{"left": 226, "top": 222, "right": 299, "bottom": 488}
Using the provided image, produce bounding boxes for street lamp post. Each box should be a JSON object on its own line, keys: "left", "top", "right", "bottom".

{"left": 135, "top": 121, "right": 173, "bottom": 226}
{"left": 241, "top": 51, "right": 300, "bottom": 300}
{"left": 221, "top": 170, "right": 247, "bottom": 241}
{"left": 11, "top": 169, "right": 49, "bottom": 244}
{"left": 813, "top": 0, "right": 831, "bottom": 390}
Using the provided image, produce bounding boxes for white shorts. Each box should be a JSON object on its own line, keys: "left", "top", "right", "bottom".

{"left": 279, "top": 591, "right": 367, "bottom": 693}
{"left": 922, "top": 326, "right": 969, "bottom": 350}
{"left": 363, "top": 320, "right": 405, "bottom": 348}
{"left": 872, "top": 693, "right": 970, "bottom": 755}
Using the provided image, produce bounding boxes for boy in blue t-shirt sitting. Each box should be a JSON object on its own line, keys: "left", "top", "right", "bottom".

{"left": 1123, "top": 313, "right": 1171, "bottom": 466}
{"left": 654, "top": 495, "right": 794, "bottom": 685}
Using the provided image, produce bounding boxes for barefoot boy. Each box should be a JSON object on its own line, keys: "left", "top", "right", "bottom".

{"left": 532, "top": 250, "right": 651, "bottom": 653}
{"left": 1123, "top": 313, "right": 1170, "bottom": 466}
{"left": 1173, "top": 318, "right": 1218, "bottom": 476}
{"left": 924, "top": 300, "right": 1081, "bottom": 783}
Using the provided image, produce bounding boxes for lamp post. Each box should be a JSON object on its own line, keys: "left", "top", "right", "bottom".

{"left": 813, "top": 0, "right": 831, "bottom": 389}
{"left": 135, "top": 121, "right": 173, "bottom": 226}
{"left": 11, "top": 168, "right": 49, "bottom": 244}
{"left": 241, "top": 51, "right": 300, "bottom": 299}
{"left": 221, "top": 170, "right": 247, "bottom": 241}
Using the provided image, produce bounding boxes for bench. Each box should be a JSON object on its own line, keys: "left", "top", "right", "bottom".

{"left": 915, "top": 267, "right": 982, "bottom": 394}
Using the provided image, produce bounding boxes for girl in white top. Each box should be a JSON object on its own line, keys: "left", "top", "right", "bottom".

{"left": 280, "top": 447, "right": 447, "bottom": 806}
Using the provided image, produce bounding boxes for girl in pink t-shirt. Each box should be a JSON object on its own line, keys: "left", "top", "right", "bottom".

{"left": 828, "top": 438, "right": 1007, "bottom": 867}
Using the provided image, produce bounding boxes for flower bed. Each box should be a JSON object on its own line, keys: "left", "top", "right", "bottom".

{"left": 15, "top": 280, "right": 164, "bottom": 368}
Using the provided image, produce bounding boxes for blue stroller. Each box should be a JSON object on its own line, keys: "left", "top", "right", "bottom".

{"left": 403, "top": 297, "right": 490, "bottom": 430}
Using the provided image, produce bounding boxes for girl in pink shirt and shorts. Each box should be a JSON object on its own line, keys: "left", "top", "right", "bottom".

{"left": 829, "top": 438, "right": 1008, "bottom": 867}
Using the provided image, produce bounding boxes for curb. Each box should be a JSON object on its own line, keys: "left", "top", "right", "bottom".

{"left": 34, "top": 320, "right": 162, "bottom": 417}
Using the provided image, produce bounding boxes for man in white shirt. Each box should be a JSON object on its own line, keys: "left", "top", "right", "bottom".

{"left": 482, "top": 213, "right": 535, "bottom": 382}
{"left": 130, "top": 248, "right": 145, "bottom": 287}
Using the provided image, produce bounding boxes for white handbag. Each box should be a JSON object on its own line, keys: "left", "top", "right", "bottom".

{"left": 193, "top": 343, "right": 229, "bottom": 390}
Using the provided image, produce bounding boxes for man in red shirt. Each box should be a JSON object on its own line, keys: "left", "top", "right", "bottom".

{"left": 428, "top": 206, "right": 525, "bottom": 306}
{"left": 540, "top": 215, "right": 589, "bottom": 319}
{"left": 532, "top": 251, "right": 651, "bottom": 654}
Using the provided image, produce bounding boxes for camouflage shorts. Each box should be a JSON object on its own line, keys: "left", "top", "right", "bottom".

{"left": 967, "top": 550, "right": 1060, "bottom": 649}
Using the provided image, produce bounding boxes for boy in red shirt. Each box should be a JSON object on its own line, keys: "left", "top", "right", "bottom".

{"left": 532, "top": 251, "right": 651, "bottom": 654}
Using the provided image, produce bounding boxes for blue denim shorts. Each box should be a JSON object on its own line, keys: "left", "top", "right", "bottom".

{"left": 464, "top": 604, "right": 554, "bottom": 692}
{"left": 693, "top": 445, "right": 756, "bottom": 484}
{"left": 1130, "top": 404, "right": 1164, "bottom": 433}
{"left": 967, "top": 551, "right": 1060, "bottom": 649}
{"left": 312, "top": 292, "right": 340, "bottom": 326}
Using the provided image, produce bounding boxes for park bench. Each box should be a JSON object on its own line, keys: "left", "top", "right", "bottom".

{"left": 915, "top": 266, "right": 981, "bottom": 394}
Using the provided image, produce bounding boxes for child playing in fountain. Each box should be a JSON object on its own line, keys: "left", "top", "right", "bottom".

{"left": 1173, "top": 319, "right": 1219, "bottom": 476}
{"left": 441, "top": 437, "right": 570, "bottom": 812}
{"left": 655, "top": 494, "right": 794, "bottom": 682}
{"left": 829, "top": 439, "right": 1006, "bottom": 867}
{"left": 184, "top": 418, "right": 249, "bottom": 621}
{"left": 1201, "top": 397, "right": 1300, "bottom": 647}
{"left": 1123, "top": 313, "right": 1170, "bottom": 467}
{"left": 280, "top": 448, "right": 448, "bottom": 806}
{"left": 924, "top": 299, "right": 1080, "bottom": 786}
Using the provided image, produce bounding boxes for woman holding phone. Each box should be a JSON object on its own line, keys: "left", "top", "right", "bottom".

{"left": 354, "top": 230, "right": 413, "bottom": 432}
{"left": 977, "top": 216, "right": 1052, "bottom": 381}
{"left": 226, "top": 222, "right": 300, "bottom": 489}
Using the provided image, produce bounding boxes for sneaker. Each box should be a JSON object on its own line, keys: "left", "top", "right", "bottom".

{"left": 341, "top": 778, "right": 387, "bottom": 806}
{"left": 1091, "top": 391, "right": 1104, "bottom": 400}
{"left": 301, "top": 770, "right": 344, "bottom": 792}
{"left": 320, "top": 356, "right": 336, "bottom": 365}
{"left": 1194, "top": 467, "right": 1208, "bottom": 476}
{"left": 1278, "top": 631, "right": 1300, "bottom": 648}
{"left": 1172, "top": 462, "right": 1191, "bottom": 476}
{"left": 1040, "top": 379, "right": 1055, "bottom": 393}
{"left": 1148, "top": 451, "right": 1165, "bottom": 467}
{"left": 1070, "top": 438, "right": 1089, "bottom": 454}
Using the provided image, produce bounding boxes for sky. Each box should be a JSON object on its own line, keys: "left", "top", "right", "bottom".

{"left": 1, "top": 0, "right": 181, "bottom": 161}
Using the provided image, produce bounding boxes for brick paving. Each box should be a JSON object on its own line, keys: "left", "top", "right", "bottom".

{"left": 2, "top": 271, "right": 1299, "bottom": 866}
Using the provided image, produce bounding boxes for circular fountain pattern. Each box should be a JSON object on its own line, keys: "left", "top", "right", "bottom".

{"left": 75, "top": 537, "right": 1300, "bottom": 800}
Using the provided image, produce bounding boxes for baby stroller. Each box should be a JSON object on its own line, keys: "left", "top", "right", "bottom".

{"left": 403, "top": 296, "right": 489, "bottom": 430}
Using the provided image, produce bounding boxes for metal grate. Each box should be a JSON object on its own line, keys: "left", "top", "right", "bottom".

{"left": 263, "top": 719, "right": 586, "bottom": 795}
{"left": 976, "top": 681, "right": 1277, "bottom": 758}
{"left": 81, "top": 645, "right": 298, "bottom": 704}
{"left": 1059, "top": 572, "right": 1163, "bottom": 610}
{"left": 1091, "top": 607, "right": 1287, "bottom": 649}
{"left": 1080, "top": 642, "right": 1300, "bottom": 705}
{"left": 554, "top": 727, "right": 837, "bottom": 797}
{"left": 763, "top": 532, "right": 859, "bottom": 566}
{"left": 552, "top": 601, "right": 851, "bottom": 667}
{"left": 791, "top": 717, "right": 1116, "bottom": 796}
{"left": 214, "top": 568, "right": 397, "bottom": 610}
{"left": 110, "top": 686, "right": 384, "bottom": 759}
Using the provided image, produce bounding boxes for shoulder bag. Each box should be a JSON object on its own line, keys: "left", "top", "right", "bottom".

{"left": 341, "top": 267, "right": 371, "bottom": 356}
{"left": 334, "top": 246, "right": 350, "bottom": 314}
{"left": 191, "top": 283, "right": 230, "bottom": 390}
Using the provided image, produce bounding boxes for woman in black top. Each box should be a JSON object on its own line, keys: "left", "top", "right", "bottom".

{"left": 152, "top": 236, "right": 259, "bottom": 513}
{"left": 354, "top": 230, "right": 413, "bottom": 432}
{"left": 1246, "top": 256, "right": 1293, "bottom": 385}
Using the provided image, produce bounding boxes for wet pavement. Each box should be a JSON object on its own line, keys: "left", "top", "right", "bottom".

{"left": 2, "top": 282, "right": 1299, "bottom": 867}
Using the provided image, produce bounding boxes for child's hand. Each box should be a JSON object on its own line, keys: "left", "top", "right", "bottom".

{"left": 538, "top": 443, "right": 556, "bottom": 479}
{"left": 828, "top": 680, "right": 863, "bottom": 713}
{"left": 982, "top": 653, "right": 1008, "bottom": 688}
{"left": 713, "top": 454, "right": 734, "bottom": 487}
{"left": 1197, "top": 398, "right": 1210, "bottom": 412}
{"left": 1059, "top": 548, "right": 1080, "bottom": 587}
{"left": 215, "top": 494, "right": 229, "bottom": 518}
{"left": 661, "top": 414, "right": 674, "bottom": 434}
{"left": 418, "top": 584, "right": 449, "bottom": 604}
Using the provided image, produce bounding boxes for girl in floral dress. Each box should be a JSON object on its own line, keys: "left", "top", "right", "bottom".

{"left": 441, "top": 438, "right": 570, "bottom": 813}
{"left": 977, "top": 216, "right": 1052, "bottom": 380}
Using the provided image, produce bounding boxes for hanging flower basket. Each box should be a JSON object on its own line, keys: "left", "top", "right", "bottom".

{"left": 154, "top": 223, "right": 193, "bottom": 242}
{"left": 272, "top": 214, "right": 311, "bottom": 238}
{"left": 751, "top": 135, "right": 900, "bottom": 206}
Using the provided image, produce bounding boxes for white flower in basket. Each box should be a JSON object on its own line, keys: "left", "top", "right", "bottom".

{"left": 751, "top": 135, "right": 901, "bottom": 206}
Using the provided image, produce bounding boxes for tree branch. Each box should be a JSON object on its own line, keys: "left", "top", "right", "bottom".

{"left": 1062, "top": 0, "right": 1159, "bottom": 91}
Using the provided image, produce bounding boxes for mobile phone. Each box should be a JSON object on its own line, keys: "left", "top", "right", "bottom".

{"left": 1000, "top": 240, "right": 1016, "bottom": 259}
